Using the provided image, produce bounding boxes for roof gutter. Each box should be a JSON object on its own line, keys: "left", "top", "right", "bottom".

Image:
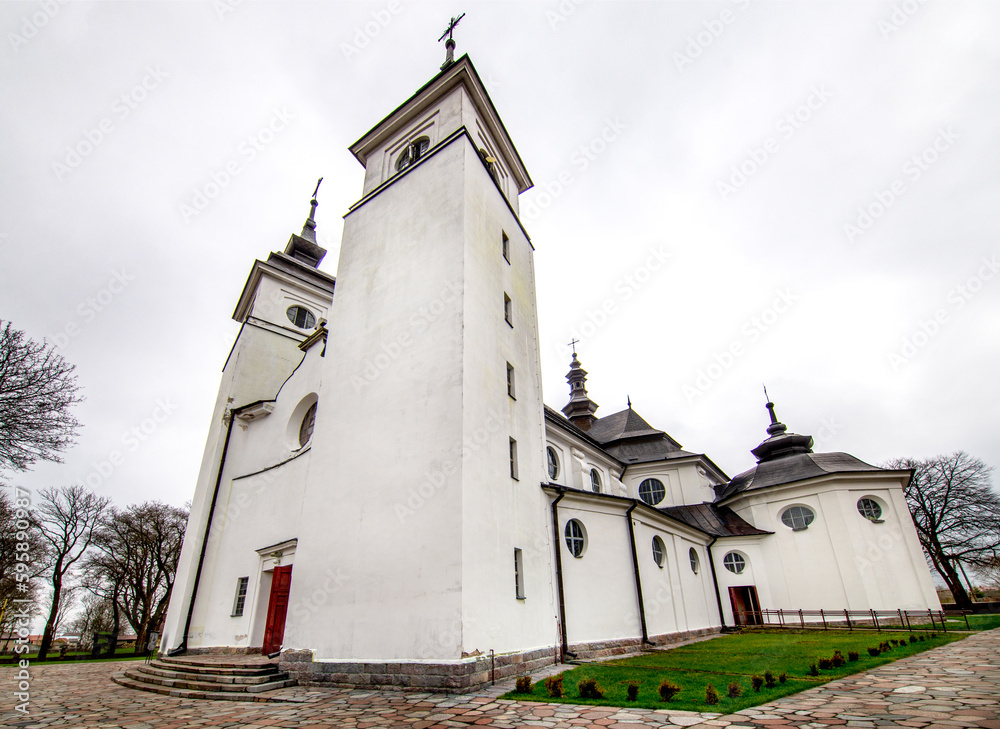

{"left": 549, "top": 488, "right": 575, "bottom": 661}
{"left": 706, "top": 536, "right": 727, "bottom": 630}
{"left": 626, "top": 501, "right": 653, "bottom": 646}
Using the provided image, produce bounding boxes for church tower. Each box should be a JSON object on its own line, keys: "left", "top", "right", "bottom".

{"left": 281, "top": 52, "right": 558, "bottom": 686}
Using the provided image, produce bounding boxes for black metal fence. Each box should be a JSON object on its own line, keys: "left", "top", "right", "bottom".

{"left": 732, "top": 608, "right": 967, "bottom": 631}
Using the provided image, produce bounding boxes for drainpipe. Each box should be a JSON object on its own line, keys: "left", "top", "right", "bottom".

{"left": 706, "top": 537, "right": 727, "bottom": 629}
{"left": 550, "top": 489, "right": 575, "bottom": 660}
{"left": 169, "top": 404, "right": 244, "bottom": 655}
{"left": 625, "top": 501, "right": 652, "bottom": 646}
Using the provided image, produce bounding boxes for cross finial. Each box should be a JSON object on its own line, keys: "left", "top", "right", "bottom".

{"left": 568, "top": 338, "right": 580, "bottom": 356}
{"left": 438, "top": 13, "right": 465, "bottom": 69}
{"left": 627, "top": 395, "right": 632, "bottom": 410}
{"left": 763, "top": 384, "right": 770, "bottom": 404}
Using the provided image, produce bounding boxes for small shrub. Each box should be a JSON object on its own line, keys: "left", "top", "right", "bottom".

{"left": 818, "top": 657, "right": 833, "bottom": 670}
{"left": 544, "top": 675, "right": 563, "bottom": 698}
{"left": 867, "top": 647, "right": 881, "bottom": 657}
{"left": 809, "top": 662, "right": 819, "bottom": 676}
{"left": 919, "top": 635, "right": 926, "bottom": 642}
{"left": 831, "top": 650, "right": 845, "bottom": 668}
{"left": 514, "top": 675, "right": 531, "bottom": 693}
{"left": 778, "top": 672, "right": 787, "bottom": 683}
{"left": 880, "top": 641, "right": 891, "bottom": 653}
{"left": 727, "top": 681, "right": 742, "bottom": 697}
{"left": 764, "top": 670, "right": 777, "bottom": 688}
{"left": 751, "top": 674, "right": 764, "bottom": 692}
{"left": 909, "top": 634, "right": 918, "bottom": 644}
{"left": 626, "top": 681, "right": 639, "bottom": 702}
{"left": 704, "top": 683, "right": 719, "bottom": 705}
{"left": 890, "top": 639, "right": 900, "bottom": 647}
{"left": 659, "top": 679, "right": 681, "bottom": 702}
{"left": 577, "top": 677, "right": 604, "bottom": 699}
{"left": 929, "top": 632, "right": 937, "bottom": 639}
{"left": 848, "top": 651, "right": 859, "bottom": 662}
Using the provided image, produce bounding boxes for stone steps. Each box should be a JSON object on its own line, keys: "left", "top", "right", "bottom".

{"left": 113, "top": 655, "right": 298, "bottom": 702}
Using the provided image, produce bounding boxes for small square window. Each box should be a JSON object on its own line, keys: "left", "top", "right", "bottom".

{"left": 514, "top": 548, "right": 525, "bottom": 599}
{"left": 506, "top": 362, "right": 516, "bottom": 399}
{"left": 504, "top": 293, "right": 512, "bottom": 327}
{"left": 231, "top": 576, "right": 249, "bottom": 617}
{"left": 502, "top": 231, "right": 510, "bottom": 263}
{"left": 509, "top": 437, "right": 518, "bottom": 480}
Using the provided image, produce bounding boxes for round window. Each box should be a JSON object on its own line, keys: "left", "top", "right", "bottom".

{"left": 286, "top": 305, "right": 316, "bottom": 329}
{"left": 396, "top": 136, "right": 430, "bottom": 172}
{"left": 780, "top": 505, "right": 815, "bottom": 531}
{"left": 298, "top": 403, "right": 317, "bottom": 447}
{"left": 723, "top": 552, "right": 746, "bottom": 574}
{"left": 689, "top": 547, "right": 700, "bottom": 574}
{"left": 564, "top": 519, "right": 586, "bottom": 558}
{"left": 638, "top": 478, "right": 666, "bottom": 506}
{"left": 857, "top": 498, "right": 883, "bottom": 521}
{"left": 652, "top": 536, "right": 666, "bottom": 567}
{"left": 546, "top": 447, "right": 560, "bottom": 480}
{"left": 590, "top": 468, "right": 602, "bottom": 493}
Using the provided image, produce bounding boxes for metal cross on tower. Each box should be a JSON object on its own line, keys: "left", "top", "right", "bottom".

{"left": 438, "top": 13, "right": 465, "bottom": 70}
{"left": 567, "top": 338, "right": 580, "bottom": 356}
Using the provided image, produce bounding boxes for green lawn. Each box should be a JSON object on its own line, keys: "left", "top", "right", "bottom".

{"left": 0, "top": 647, "right": 147, "bottom": 666}
{"left": 505, "top": 629, "right": 963, "bottom": 712}
{"left": 942, "top": 614, "right": 1000, "bottom": 631}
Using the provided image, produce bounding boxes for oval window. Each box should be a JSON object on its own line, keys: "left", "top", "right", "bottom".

{"left": 780, "top": 505, "right": 815, "bottom": 531}
{"left": 590, "top": 468, "right": 602, "bottom": 493}
{"left": 723, "top": 552, "right": 746, "bottom": 574}
{"left": 298, "top": 403, "right": 317, "bottom": 447}
{"left": 286, "top": 305, "right": 316, "bottom": 329}
{"left": 857, "top": 498, "right": 883, "bottom": 521}
{"left": 689, "top": 547, "right": 700, "bottom": 574}
{"left": 652, "top": 536, "right": 666, "bottom": 567}
{"left": 638, "top": 478, "right": 666, "bottom": 506}
{"left": 546, "top": 447, "right": 560, "bottom": 480}
{"left": 564, "top": 519, "right": 586, "bottom": 558}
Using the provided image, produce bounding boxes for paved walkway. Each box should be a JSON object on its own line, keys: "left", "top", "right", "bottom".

{"left": 4, "top": 630, "right": 998, "bottom": 728}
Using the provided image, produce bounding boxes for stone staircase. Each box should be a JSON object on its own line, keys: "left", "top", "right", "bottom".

{"left": 113, "top": 654, "right": 298, "bottom": 702}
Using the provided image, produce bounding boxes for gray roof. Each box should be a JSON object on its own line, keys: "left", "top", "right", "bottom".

{"left": 587, "top": 408, "right": 689, "bottom": 465}
{"left": 660, "top": 503, "right": 771, "bottom": 538}
{"left": 716, "top": 451, "right": 888, "bottom": 501}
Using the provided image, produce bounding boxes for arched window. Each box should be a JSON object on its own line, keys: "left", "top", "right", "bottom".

{"left": 723, "top": 552, "right": 746, "bottom": 574}
{"left": 689, "top": 547, "right": 700, "bottom": 574}
{"left": 857, "top": 498, "right": 883, "bottom": 521}
{"left": 780, "top": 505, "right": 815, "bottom": 531}
{"left": 298, "top": 403, "right": 317, "bottom": 447}
{"left": 652, "top": 536, "right": 666, "bottom": 567}
{"left": 590, "top": 468, "right": 602, "bottom": 493}
{"left": 638, "top": 478, "right": 666, "bottom": 506}
{"left": 546, "top": 447, "right": 560, "bottom": 480}
{"left": 396, "top": 136, "right": 430, "bottom": 172}
{"left": 564, "top": 519, "right": 586, "bottom": 558}
{"left": 286, "top": 305, "right": 316, "bottom": 329}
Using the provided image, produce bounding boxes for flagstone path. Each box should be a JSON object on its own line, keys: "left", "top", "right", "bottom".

{"left": 4, "top": 629, "right": 997, "bottom": 728}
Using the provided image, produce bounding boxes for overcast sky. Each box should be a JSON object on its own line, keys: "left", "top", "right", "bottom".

{"left": 1, "top": 0, "right": 998, "bottom": 511}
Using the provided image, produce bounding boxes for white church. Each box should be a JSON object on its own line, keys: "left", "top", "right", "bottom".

{"left": 161, "top": 47, "right": 941, "bottom": 691}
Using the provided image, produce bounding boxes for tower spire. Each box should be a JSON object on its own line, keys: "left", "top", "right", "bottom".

{"left": 300, "top": 177, "right": 323, "bottom": 243}
{"left": 438, "top": 13, "right": 465, "bottom": 70}
{"left": 283, "top": 178, "right": 327, "bottom": 268}
{"left": 561, "top": 346, "right": 599, "bottom": 431}
{"left": 750, "top": 388, "right": 814, "bottom": 463}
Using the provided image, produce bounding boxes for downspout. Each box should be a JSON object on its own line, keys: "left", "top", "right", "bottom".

{"left": 625, "top": 501, "right": 653, "bottom": 646}
{"left": 706, "top": 536, "right": 727, "bottom": 629}
{"left": 550, "top": 489, "right": 575, "bottom": 660}
{"left": 168, "top": 404, "right": 243, "bottom": 655}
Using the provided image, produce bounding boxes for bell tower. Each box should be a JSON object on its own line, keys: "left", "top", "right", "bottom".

{"left": 282, "top": 49, "right": 558, "bottom": 687}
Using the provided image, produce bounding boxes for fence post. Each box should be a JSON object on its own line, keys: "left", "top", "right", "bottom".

{"left": 898, "top": 608, "right": 904, "bottom": 631}
{"left": 927, "top": 609, "right": 935, "bottom": 631}
{"left": 820, "top": 609, "right": 827, "bottom": 630}
{"left": 963, "top": 611, "right": 969, "bottom": 630}
{"left": 799, "top": 609, "right": 804, "bottom": 629}
{"left": 872, "top": 609, "right": 880, "bottom": 632}
{"left": 845, "top": 610, "right": 852, "bottom": 631}
{"left": 904, "top": 610, "right": 911, "bottom": 631}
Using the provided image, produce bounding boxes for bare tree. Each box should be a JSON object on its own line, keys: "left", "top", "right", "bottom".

{"left": 32, "top": 485, "right": 110, "bottom": 659}
{"left": 0, "top": 321, "right": 84, "bottom": 472}
{"left": 86, "top": 501, "right": 188, "bottom": 654}
{"left": 0, "top": 487, "right": 47, "bottom": 649}
{"left": 886, "top": 452, "right": 1000, "bottom": 610}
{"left": 69, "top": 592, "right": 116, "bottom": 649}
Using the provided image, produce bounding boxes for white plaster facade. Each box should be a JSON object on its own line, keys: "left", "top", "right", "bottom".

{"left": 161, "top": 54, "right": 941, "bottom": 690}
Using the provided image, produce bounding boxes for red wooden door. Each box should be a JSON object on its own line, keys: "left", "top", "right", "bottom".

{"left": 729, "top": 585, "right": 761, "bottom": 626}
{"left": 262, "top": 565, "right": 292, "bottom": 655}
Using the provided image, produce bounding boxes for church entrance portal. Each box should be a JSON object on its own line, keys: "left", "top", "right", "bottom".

{"left": 728, "top": 585, "right": 761, "bottom": 626}
{"left": 262, "top": 565, "right": 292, "bottom": 655}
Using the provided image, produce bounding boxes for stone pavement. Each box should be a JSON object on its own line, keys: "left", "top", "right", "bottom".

{"left": 4, "top": 629, "right": 998, "bottom": 729}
